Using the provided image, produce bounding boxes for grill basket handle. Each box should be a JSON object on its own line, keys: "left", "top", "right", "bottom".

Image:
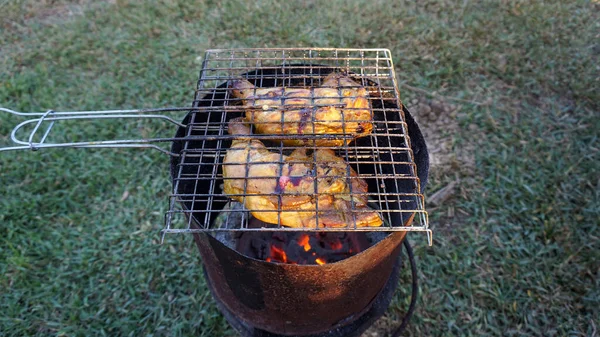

{"left": 0, "top": 107, "right": 186, "bottom": 156}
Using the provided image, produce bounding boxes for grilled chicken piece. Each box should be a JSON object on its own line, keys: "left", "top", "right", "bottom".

{"left": 230, "top": 72, "right": 373, "bottom": 146}
{"left": 223, "top": 118, "right": 382, "bottom": 228}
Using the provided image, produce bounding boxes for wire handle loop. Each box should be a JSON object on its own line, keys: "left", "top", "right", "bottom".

{"left": 0, "top": 106, "right": 187, "bottom": 156}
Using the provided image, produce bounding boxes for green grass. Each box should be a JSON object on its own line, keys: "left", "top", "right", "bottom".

{"left": 1, "top": 0, "right": 598, "bottom": 336}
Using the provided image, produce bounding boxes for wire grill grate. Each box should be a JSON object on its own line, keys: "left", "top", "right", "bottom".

{"left": 165, "top": 48, "right": 430, "bottom": 243}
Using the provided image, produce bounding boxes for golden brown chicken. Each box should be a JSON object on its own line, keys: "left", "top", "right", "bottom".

{"left": 229, "top": 72, "right": 373, "bottom": 146}
{"left": 223, "top": 118, "right": 382, "bottom": 228}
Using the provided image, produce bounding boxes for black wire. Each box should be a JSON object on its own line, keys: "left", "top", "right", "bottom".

{"left": 391, "top": 238, "right": 418, "bottom": 337}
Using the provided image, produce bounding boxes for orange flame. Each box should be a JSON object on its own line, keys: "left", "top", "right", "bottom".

{"left": 315, "top": 258, "right": 326, "bottom": 265}
{"left": 270, "top": 245, "right": 288, "bottom": 263}
{"left": 298, "top": 234, "right": 312, "bottom": 252}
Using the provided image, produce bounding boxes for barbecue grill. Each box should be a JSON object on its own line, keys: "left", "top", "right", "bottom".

{"left": 1, "top": 48, "right": 431, "bottom": 336}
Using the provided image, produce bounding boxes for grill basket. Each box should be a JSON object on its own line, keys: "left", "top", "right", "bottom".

{"left": 1, "top": 48, "right": 431, "bottom": 244}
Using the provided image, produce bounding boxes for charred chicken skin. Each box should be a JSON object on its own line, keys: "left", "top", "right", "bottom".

{"left": 230, "top": 72, "right": 373, "bottom": 146}
{"left": 223, "top": 118, "right": 382, "bottom": 228}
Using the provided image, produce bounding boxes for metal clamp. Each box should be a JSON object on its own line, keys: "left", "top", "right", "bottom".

{"left": 27, "top": 109, "right": 55, "bottom": 151}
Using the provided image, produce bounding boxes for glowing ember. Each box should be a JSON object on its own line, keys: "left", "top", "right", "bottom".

{"left": 237, "top": 230, "right": 370, "bottom": 266}
{"left": 329, "top": 239, "right": 343, "bottom": 250}
{"left": 264, "top": 232, "right": 366, "bottom": 265}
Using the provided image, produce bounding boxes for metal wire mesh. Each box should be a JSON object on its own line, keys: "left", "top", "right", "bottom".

{"left": 165, "top": 48, "right": 430, "bottom": 242}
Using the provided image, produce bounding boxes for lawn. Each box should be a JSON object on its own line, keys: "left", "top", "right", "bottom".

{"left": 1, "top": 1, "right": 598, "bottom": 336}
